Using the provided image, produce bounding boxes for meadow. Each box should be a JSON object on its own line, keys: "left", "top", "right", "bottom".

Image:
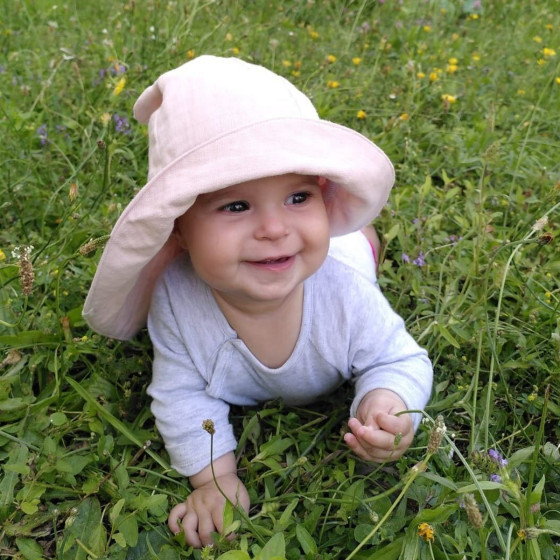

{"left": 1, "top": 0, "right": 559, "bottom": 558}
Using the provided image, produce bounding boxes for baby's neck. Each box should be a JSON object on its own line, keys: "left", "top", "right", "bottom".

{"left": 212, "top": 285, "right": 304, "bottom": 369}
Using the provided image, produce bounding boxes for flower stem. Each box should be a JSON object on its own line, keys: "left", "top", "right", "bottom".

{"left": 345, "top": 457, "right": 431, "bottom": 560}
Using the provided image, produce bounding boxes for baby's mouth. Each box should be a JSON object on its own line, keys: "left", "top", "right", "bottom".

{"left": 256, "top": 256, "right": 290, "bottom": 264}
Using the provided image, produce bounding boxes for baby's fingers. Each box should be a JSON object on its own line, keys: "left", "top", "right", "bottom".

{"left": 345, "top": 424, "right": 401, "bottom": 462}
{"left": 347, "top": 419, "right": 396, "bottom": 449}
{"left": 197, "top": 510, "right": 220, "bottom": 547}
{"left": 376, "top": 411, "right": 412, "bottom": 437}
{"left": 182, "top": 509, "right": 204, "bottom": 548}
{"left": 168, "top": 502, "right": 188, "bottom": 534}
{"left": 345, "top": 432, "right": 395, "bottom": 462}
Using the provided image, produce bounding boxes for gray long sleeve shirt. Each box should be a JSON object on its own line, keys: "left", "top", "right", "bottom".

{"left": 147, "top": 233, "right": 433, "bottom": 476}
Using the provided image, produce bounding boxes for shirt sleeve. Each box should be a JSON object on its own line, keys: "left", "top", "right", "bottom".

{"left": 346, "top": 280, "right": 433, "bottom": 431}
{"left": 147, "top": 276, "right": 237, "bottom": 477}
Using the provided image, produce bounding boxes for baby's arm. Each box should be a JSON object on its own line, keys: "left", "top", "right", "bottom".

{"left": 338, "top": 272, "right": 432, "bottom": 463}
{"left": 344, "top": 388, "right": 414, "bottom": 462}
{"left": 169, "top": 452, "right": 250, "bottom": 548}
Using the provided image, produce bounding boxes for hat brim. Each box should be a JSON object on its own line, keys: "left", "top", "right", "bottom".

{"left": 83, "top": 117, "right": 394, "bottom": 339}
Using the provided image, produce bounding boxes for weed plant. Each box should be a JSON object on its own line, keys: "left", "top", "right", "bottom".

{"left": 1, "top": 1, "right": 559, "bottom": 559}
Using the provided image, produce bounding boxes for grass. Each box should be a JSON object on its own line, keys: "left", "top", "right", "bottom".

{"left": 1, "top": 0, "right": 559, "bottom": 558}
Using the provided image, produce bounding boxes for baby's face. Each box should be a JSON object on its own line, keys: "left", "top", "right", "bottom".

{"left": 174, "top": 173, "right": 330, "bottom": 310}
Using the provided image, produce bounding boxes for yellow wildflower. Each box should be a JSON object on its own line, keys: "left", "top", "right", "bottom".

{"left": 187, "top": 49, "right": 195, "bottom": 60}
{"left": 327, "top": 80, "right": 339, "bottom": 89}
{"left": 423, "top": 25, "right": 431, "bottom": 32}
{"left": 533, "top": 36, "right": 542, "bottom": 43}
{"left": 399, "top": 113, "right": 409, "bottom": 121}
{"left": 556, "top": 77, "right": 560, "bottom": 84}
{"left": 545, "top": 24, "right": 553, "bottom": 31}
{"left": 417, "top": 71, "right": 426, "bottom": 79}
{"left": 442, "top": 93, "right": 457, "bottom": 105}
{"left": 0, "top": 249, "right": 5, "bottom": 261}
{"left": 294, "top": 61, "right": 302, "bottom": 70}
{"left": 537, "top": 59, "right": 545, "bottom": 66}
{"left": 543, "top": 47, "right": 556, "bottom": 57}
{"left": 100, "top": 112, "right": 111, "bottom": 125}
{"left": 356, "top": 110, "right": 367, "bottom": 119}
{"left": 472, "top": 53, "right": 481, "bottom": 61}
{"left": 528, "top": 393, "right": 537, "bottom": 402}
{"left": 517, "top": 89, "right": 526, "bottom": 95}
{"left": 232, "top": 47, "right": 240, "bottom": 55}
{"left": 446, "top": 64, "right": 458, "bottom": 73}
{"left": 282, "top": 60, "right": 292, "bottom": 67}
{"left": 291, "top": 71, "right": 300, "bottom": 77}
{"left": 429, "top": 71, "right": 439, "bottom": 82}
{"left": 352, "top": 57, "right": 362, "bottom": 66}
{"left": 113, "top": 77, "right": 126, "bottom": 96}
{"left": 448, "top": 57, "right": 458, "bottom": 65}
{"left": 417, "top": 523, "right": 435, "bottom": 542}
{"left": 470, "top": 14, "right": 479, "bottom": 20}
{"left": 326, "top": 54, "right": 337, "bottom": 63}
{"left": 307, "top": 26, "right": 319, "bottom": 39}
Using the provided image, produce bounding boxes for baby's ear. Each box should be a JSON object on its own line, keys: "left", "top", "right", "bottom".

{"left": 171, "top": 219, "right": 189, "bottom": 251}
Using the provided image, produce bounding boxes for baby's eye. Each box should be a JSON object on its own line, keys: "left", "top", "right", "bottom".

{"left": 221, "top": 200, "right": 249, "bottom": 213}
{"left": 287, "top": 192, "right": 310, "bottom": 205}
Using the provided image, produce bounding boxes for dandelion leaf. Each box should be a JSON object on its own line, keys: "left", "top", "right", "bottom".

{"left": 254, "top": 532, "right": 286, "bottom": 560}
{"left": 126, "top": 529, "right": 179, "bottom": 560}
{"left": 61, "top": 497, "right": 106, "bottom": 560}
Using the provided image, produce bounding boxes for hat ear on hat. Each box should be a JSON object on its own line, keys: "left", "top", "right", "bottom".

{"left": 134, "top": 81, "right": 163, "bottom": 124}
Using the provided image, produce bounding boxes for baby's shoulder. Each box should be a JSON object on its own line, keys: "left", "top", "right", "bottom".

{"left": 312, "top": 256, "right": 381, "bottom": 309}
{"left": 158, "top": 254, "right": 200, "bottom": 291}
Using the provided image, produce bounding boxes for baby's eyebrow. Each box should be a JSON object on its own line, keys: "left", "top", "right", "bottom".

{"left": 197, "top": 189, "right": 240, "bottom": 206}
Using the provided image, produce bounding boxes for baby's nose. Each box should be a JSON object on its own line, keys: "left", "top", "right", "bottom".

{"left": 254, "top": 209, "right": 289, "bottom": 240}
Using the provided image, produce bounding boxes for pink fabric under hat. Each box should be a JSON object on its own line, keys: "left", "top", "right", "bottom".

{"left": 83, "top": 55, "right": 395, "bottom": 340}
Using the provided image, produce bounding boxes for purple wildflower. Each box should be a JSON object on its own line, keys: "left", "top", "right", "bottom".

{"left": 447, "top": 234, "right": 463, "bottom": 245}
{"left": 488, "top": 449, "right": 500, "bottom": 460}
{"left": 413, "top": 251, "right": 426, "bottom": 267}
{"left": 490, "top": 473, "right": 502, "bottom": 483}
{"left": 401, "top": 253, "right": 410, "bottom": 263}
{"left": 109, "top": 63, "right": 127, "bottom": 75}
{"left": 37, "top": 124, "right": 48, "bottom": 146}
{"left": 113, "top": 113, "right": 131, "bottom": 135}
{"left": 488, "top": 448, "right": 508, "bottom": 468}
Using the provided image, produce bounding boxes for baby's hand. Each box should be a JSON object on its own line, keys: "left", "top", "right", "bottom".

{"left": 344, "top": 388, "right": 414, "bottom": 462}
{"left": 169, "top": 454, "right": 250, "bottom": 548}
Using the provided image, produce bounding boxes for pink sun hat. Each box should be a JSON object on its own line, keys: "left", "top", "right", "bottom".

{"left": 83, "top": 55, "right": 395, "bottom": 340}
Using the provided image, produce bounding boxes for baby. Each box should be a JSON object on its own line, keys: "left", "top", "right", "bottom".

{"left": 83, "top": 56, "right": 433, "bottom": 549}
